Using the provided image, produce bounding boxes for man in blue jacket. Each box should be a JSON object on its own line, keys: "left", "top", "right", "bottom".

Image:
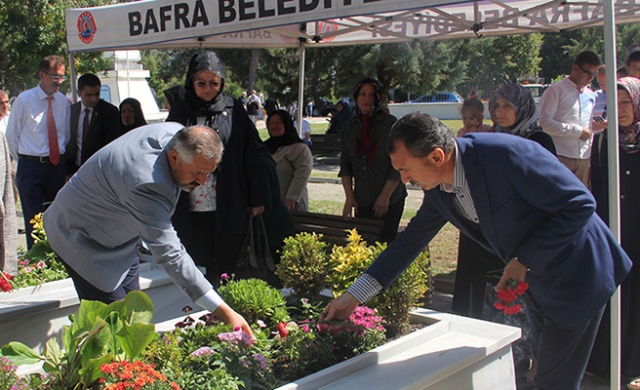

{"left": 324, "top": 112, "right": 631, "bottom": 390}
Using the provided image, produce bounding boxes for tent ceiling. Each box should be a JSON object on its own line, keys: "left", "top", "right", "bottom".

{"left": 66, "top": 0, "right": 640, "bottom": 52}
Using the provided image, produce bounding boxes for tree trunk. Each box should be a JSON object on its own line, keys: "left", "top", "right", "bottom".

{"left": 247, "top": 49, "right": 260, "bottom": 92}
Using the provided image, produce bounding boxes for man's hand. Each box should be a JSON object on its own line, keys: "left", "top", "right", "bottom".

{"left": 592, "top": 119, "right": 608, "bottom": 132}
{"left": 579, "top": 126, "right": 592, "bottom": 141}
{"left": 213, "top": 303, "right": 255, "bottom": 339}
{"left": 322, "top": 292, "right": 359, "bottom": 321}
{"left": 495, "top": 258, "right": 527, "bottom": 292}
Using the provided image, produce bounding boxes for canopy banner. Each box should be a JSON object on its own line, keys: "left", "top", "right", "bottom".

{"left": 65, "top": 0, "right": 454, "bottom": 52}
{"left": 66, "top": 0, "right": 640, "bottom": 52}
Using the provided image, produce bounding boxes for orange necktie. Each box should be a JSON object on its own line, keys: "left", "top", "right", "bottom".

{"left": 46, "top": 96, "right": 60, "bottom": 165}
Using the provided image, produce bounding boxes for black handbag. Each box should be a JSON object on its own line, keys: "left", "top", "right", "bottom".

{"left": 234, "top": 214, "right": 279, "bottom": 286}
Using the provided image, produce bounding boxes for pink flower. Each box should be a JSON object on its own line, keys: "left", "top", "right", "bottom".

{"left": 220, "top": 273, "right": 230, "bottom": 280}
{"left": 37, "top": 260, "right": 46, "bottom": 269}
{"left": 23, "top": 266, "right": 33, "bottom": 273}
{"left": 218, "top": 329, "right": 253, "bottom": 346}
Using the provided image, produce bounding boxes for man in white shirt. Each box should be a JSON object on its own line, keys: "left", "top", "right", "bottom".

{"left": 539, "top": 50, "right": 601, "bottom": 186}
{"left": 0, "top": 90, "right": 9, "bottom": 135}
{"left": 6, "top": 55, "right": 71, "bottom": 248}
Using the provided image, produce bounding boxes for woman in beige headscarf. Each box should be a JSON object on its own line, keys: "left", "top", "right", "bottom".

{"left": 0, "top": 131, "right": 17, "bottom": 276}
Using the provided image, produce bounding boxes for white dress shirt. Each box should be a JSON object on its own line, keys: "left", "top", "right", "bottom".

{"left": 5, "top": 85, "right": 70, "bottom": 161}
{"left": 539, "top": 76, "right": 595, "bottom": 159}
{"left": 0, "top": 113, "right": 9, "bottom": 135}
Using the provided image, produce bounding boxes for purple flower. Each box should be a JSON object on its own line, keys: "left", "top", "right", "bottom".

{"left": 218, "top": 329, "right": 253, "bottom": 346}
{"left": 191, "top": 346, "right": 215, "bottom": 357}
{"left": 253, "top": 354, "right": 268, "bottom": 371}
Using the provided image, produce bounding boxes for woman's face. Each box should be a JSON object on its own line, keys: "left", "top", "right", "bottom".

{"left": 618, "top": 89, "right": 635, "bottom": 127}
{"left": 267, "top": 114, "right": 286, "bottom": 137}
{"left": 121, "top": 103, "right": 135, "bottom": 126}
{"left": 192, "top": 70, "right": 222, "bottom": 102}
{"left": 356, "top": 83, "right": 376, "bottom": 115}
{"left": 494, "top": 97, "right": 517, "bottom": 128}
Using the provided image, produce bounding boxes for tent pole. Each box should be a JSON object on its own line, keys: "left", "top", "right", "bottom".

{"left": 297, "top": 39, "right": 306, "bottom": 138}
{"left": 68, "top": 53, "right": 77, "bottom": 103}
{"left": 603, "top": 1, "right": 621, "bottom": 389}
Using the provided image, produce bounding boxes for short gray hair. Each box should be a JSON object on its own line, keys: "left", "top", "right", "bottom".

{"left": 388, "top": 112, "right": 455, "bottom": 157}
{"left": 167, "top": 125, "right": 224, "bottom": 163}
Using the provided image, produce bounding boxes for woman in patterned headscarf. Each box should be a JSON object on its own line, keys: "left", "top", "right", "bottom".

{"left": 588, "top": 77, "right": 640, "bottom": 389}
{"left": 454, "top": 83, "right": 556, "bottom": 388}
{"left": 339, "top": 78, "right": 406, "bottom": 243}
{"left": 489, "top": 83, "right": 556, "bottom": 154}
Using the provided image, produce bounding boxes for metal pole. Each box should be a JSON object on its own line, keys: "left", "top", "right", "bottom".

{"left": 297, "top": 39, "right": 306, "bottom": 138}
{"left": 603, "top": 1, "right": 621, "bottom": 389}
{"left": 68, "top": 53, "right": 77, "bottom": 103}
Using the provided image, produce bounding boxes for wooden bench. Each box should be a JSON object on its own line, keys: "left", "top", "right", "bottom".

{"left": 291, "top": 210, "right": 384, "bottom": 247}
{"left": 310, "top": 133, "right": 342, "bottom": 156}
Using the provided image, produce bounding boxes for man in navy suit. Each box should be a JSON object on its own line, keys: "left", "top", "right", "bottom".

{"left": 324, "top": 112, "right": 632, "bottom": 390}
{"left": 67, "top": 73, "right": 121, "bottom": 175}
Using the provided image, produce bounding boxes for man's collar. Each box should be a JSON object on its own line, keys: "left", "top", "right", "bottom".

{"left": 440, "top": 142, "right": 462, "bottom": 193}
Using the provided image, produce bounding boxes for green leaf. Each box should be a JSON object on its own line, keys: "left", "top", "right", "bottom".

{"left": 78, "top": 318, "right": 110, "bottom": 360}
{"left": 0, "top": 342, "right": 42, "bottom": 365}
{"left": 72, "top": 299, "right": 107, "bottom": 332}
{"left": 123, "top": 291, "right": 154, "bottom": 324}
{"left": 117, "top": 323, "right": 156, "bottom": 360}
{"left": 78, "top": 353, "right": 114, "bottom": 387}
{"left": 42, "top": 337, "right": 62, "bottom": 373}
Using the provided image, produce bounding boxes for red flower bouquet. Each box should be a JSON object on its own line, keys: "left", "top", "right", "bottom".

{"left": 493, "top": 280, "right": 528, "bottom": 315}
{"left": 0, "top": 271, "right": 13, "bottom": 292}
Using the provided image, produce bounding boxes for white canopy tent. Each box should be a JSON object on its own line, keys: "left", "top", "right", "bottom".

{"left": 65, "top": 1, "right": 639, "bottom": 388}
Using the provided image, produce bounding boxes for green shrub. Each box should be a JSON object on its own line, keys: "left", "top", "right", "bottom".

{"left": 275, "top": 232, "right": 329, "bottom": 300}
{"left": 371, "top": 250, "right": 430, "bottom": 335}
{"left": 218, "top": 278, "right": 289, "bottom": 326}
{"left": 327, "top": 230, "right": 430, "bottom": 335}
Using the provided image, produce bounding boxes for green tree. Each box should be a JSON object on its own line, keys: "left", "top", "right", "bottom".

{"left": 0, "top": 0, "right": 117, "bottom": 96}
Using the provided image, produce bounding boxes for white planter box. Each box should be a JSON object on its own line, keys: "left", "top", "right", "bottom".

{"left": 156, "top": 308, "right": 520, "bottom": 390}
{"left": 276, "top": 308, "right": 520, "bottom": 390}
{"left": 0, "top": 263, "right": 193, "bottom": 354}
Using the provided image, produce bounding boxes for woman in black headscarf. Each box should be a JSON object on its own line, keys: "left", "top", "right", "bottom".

{"left": 490, "top": 83, "right": 555, "bottom": 153}
{"left": 168, "top": 51, "right": 263, "bottom": 281}
{"left": 119, "top": 98, "right": 146, "bottom": 134}
{"left": 265, "top": 110, "right": 313, "bottom": 211}
{"left": 339, "top": 78, "right": 406, "bottom": 244}
{"left": 588, "top": 77, "right": 640, "bottom": 389}
{"left": 163, "top": 85, "right": 185, "bottom": 111}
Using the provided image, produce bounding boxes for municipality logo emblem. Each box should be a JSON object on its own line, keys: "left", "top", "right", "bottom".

{"left": 78, "top": 12, "right": 97, "bottom": 44}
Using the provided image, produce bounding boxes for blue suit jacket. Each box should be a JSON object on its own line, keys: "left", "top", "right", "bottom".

{"left": 367, "top": 133, "right": 631, "bottom": 329}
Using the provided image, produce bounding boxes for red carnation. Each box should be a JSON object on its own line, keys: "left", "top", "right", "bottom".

{"left": 277, "top": 323, "right": 288, "bottom": 339}
{"left": 0, "top": 271, "right": 13, "bottom": 292}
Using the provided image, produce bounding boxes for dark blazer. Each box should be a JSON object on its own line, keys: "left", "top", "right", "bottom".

{"left": 67, "top": 99, "right": 121, "bottom": 174}
{"left": 366, "top": 133, "right": 631, "bottom": 329}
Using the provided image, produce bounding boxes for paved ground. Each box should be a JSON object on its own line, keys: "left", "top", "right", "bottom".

{"left": 306, "top": 165, "right": 616, "bottom": 390}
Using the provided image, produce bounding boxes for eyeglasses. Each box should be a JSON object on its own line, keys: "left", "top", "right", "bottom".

{"left": 577, "top": 64, "right": 597, "bottom": 78}
{"left": 194, "top": 80, "right": 221, "bottom": 89}
{"left": 47, "top": 74, "right": 67, "bottom": 82}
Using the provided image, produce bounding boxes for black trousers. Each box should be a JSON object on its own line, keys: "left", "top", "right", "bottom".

{"left": 61, "top": 256, "right": 141, "bottom": 303}
{"left": 525, "top": 292, "right": 605, "bottom": 390}
{"left": 356, "top": 198, "right": 406, "bottom": 244}
{"left": 16, "top": 158, "right": 66, "bottom": 249}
